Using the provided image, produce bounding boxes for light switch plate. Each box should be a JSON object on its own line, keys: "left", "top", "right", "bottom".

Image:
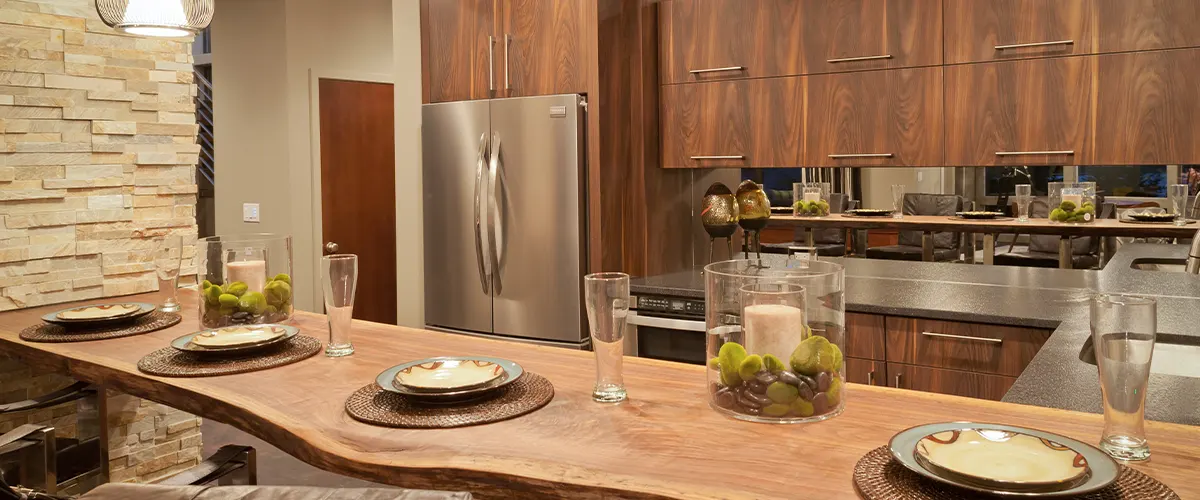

{"left": 242, "top": 203, "right": 260, "bottom": 223}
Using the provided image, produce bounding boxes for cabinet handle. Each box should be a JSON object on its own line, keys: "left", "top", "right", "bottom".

{"left": 995, "top": 40, "right": 1074, "bottom": 50}
{"left": 504, "top": 34, "right": 512, "bottom": 91}
{"left": 487, "top": 35, "right": 495, "bottom": 92}
{"left": 995, "top": 151, "right": 1074, "bottom": 156}
{"left": 893, "top": 373, "right": 902, "bottom": 388}
{"left": 826, "top": 54, "right": 892, "bottom": 63}
{"left": 921, "top": 331, "right": 1003, "bottom": 344}
{"left": 828, "top": 153, "right": 893, "bottom": 159}
{"left": 690, "top": 155, "right": 745, "bottom": 160}
{"left": 867, "top": 371, "right": 876, "bottom": 386}
{"left": 689, "top": 66, "right": 745, "bottom": 74}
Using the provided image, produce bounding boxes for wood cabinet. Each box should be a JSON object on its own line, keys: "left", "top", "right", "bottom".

{"left": 800, "top": 0, "right": 941, "bottom": 75}
{"left": 845, "top": 358, "right": 885, "bottom": 387}
{"left": 659, "top": 0, "right": 803, "bottom": 84}
{"left": 886, "top": 363, "right": 1017, "bottom": 402}
{"left": 944, "top": 56, "right": 1094, "bottom": 166}
{"left": 421, "top": 0, "right": 497, "bottom": 103}
{"left": 946, "top": 0, "right": 1200, "bottom": 65}
{"left": 884, "top": 317, "right": 1051, "bottom": 377}
{"left": 846, "top": 312, "right": 886, "bottom": 360}
{"left": 804, "top": 67, "right": 943, "bottom": 167}
{"left": 660, "top": 77, "right": 803, "bottom": 168}
{"left": 1094, "top": 49, "right": 1200, "bottom": 165}
{"left": 500, "top": 0, "right": 588, "bottom": 96}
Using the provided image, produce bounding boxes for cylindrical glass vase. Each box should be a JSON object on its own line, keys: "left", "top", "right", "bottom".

{"left": 1048, "top": 182, "right": 1097, "bottom": 224}
{"left": 705, "top": 259, "right": 846, "bottom": 423}
{"left": 792, "top": 182, "right": 831, "bottom": 217}
{"left": 197, "top": 234, "right": 294, "bottom": 328}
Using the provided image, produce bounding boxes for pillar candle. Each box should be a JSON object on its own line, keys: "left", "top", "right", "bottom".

{"left": 226, "top": 260, "right": 267, "bottom": 293}
{"left": 803, "top": 191, "right": 821, "bottom": 203}
{"left": 743, "top": 304, "right": 807, "bottom": 362}
{"left": 1062, "top": 193, "right": 1083, "bottom": 207}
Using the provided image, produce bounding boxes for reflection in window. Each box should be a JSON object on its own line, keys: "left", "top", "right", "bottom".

{"left": 1079, "top": 165, "right": 1167, "bottom": 198}
{"left": 984, "top": 166, "right": 1063, "bottom": 196}
{"left": 1182, "top": 166, "right": 1200, "bottom": 196}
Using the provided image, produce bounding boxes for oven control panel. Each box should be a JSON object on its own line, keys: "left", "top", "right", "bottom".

{"left": 633, "top": 295, "right": 705, "bottom": 318}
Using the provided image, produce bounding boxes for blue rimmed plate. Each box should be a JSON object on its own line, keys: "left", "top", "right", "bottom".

{"left": 375, "top": 356, "right": 523, "bottom": 403}
{"left": 170, "top": 324, "right": 298, "bottom": 354}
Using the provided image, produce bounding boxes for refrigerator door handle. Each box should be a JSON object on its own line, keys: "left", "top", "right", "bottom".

{"left": 488, "top": 132, "right": 504, "bottom": 295}
{"left": 473, "top": 133, "right": 491, "bottom": 295}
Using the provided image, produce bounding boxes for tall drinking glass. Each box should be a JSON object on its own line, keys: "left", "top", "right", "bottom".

{"left": 321, "top": 254, "right": 358, "bottom": 357}
{"left": 1091, "top": 294, "right": 1156, "bottom": 461}
{"left": 585, "top": 272, "right": 629, "bottom": 403}
{"left": 153, "top": 235, "right": 183, "bottom": 313}
{"left": 1168, "top": 184, "right": 1188, "bottom": 226}
{"left": 891, "top": 185, "right": 905, "bottom": 219}
{"left": 1015, "top": 184, "right": 1032, "bottom": 222}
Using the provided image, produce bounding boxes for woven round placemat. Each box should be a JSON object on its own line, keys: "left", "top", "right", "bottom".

{"left": 345, "top": 372, "right": 554, "bottom": 429}
{"left": 137, "top": 335, "right": 322, "bottom": 377}
{"left": 853, "top": 446, "right": 1180, "bottom": 500}
{"left": 19, "top": 312, "right": 181, "bottom": 343}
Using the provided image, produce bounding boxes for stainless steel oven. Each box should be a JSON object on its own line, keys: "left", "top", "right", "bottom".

{"left": 627, "top": 294, "right": 707, "bottom": 365}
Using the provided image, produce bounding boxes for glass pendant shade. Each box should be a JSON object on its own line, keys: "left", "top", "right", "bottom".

{"left": 96, "top": 0, "right": 214, "bottom": 37}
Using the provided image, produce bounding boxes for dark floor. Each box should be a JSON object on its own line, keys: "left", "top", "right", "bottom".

{"left": 201, "top": 419, "right": 392, "bottom": 488}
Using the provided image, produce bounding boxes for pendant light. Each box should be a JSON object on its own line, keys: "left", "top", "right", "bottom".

{"left": 95, "top": 0, "right": 214, "bottom": 38}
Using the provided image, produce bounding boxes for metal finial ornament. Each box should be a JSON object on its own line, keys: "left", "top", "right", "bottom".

{"left": 96, "top": 0, "right": 214, "bottom": 38}
{"left": 735, "top": 180, "right": 771, "bottom": 259}
{"left": 701, "top": 182, "right": 739, "bottom": 263}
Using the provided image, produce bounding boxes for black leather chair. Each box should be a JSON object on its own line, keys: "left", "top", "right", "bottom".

{"left": 865, "top": 193, "right": 964, "bottom": 261}
{"left": 762, "top": 193, "right": 854, "bottom": 257}
{"left": 993, "top": 200, "right": 1114, "bottom": 269}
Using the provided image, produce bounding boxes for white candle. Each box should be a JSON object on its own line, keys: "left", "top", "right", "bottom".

{"left": 803, "top": 191, "right": 821, "bottom": 203}
{"left": 1062, "top": 193, "right": 1083, "bottom": 207}
{"left": 743, "top": 304, "right": 807, "bottom": 362}
{"left": 226, "top": 260, "right": 267, "bottom": 293}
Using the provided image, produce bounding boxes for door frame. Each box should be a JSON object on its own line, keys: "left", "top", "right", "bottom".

{"left": 304, "top": 69, "right": 395, "bottom": 312}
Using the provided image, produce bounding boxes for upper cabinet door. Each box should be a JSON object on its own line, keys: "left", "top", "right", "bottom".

{"left": 944, "top": 57, "right": 1095, "bottom": 166}
{"left": 421, "top": 0, "right": 497, "bottom": 103}
{"left": 500, "top": 0, "right": 588, "bottom": 97}
{"left": 945, "top": 0, "right": 1093, "bottom": 65}
{"left": 800, "top": 0, "right": 942, "bottom": 75}
{"left": 804, "top": 67, "right": 943, "bottom": 167}
{"left": 1095, "top": 0, "right": 1200, "bottom": 53}
{"left": 659, "top": 0, "right": 803, "bottom": 84}
{"left": 1094, "top": 49, "right": 1200, "bottom": 165}
{"left": 660, "top": 78, "right": 804, "bottom": 168}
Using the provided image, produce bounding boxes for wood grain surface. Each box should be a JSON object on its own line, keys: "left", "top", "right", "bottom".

{"left": 501, "top": 0, "right": 588, "bottom": 97}
{"left": 800, "top": 0, "right": 942, "bottom": 75}
{"left": 658, "top": 0, "right": 803, "bottom": 84}
{"left": 845, "top": 357, "right": 885, "bottom": 387}
{"left": 660, "top": 77, "right": 803, "bottom": 168}
{"left": 887, "top": 362, "right": 1017, "bottom": 402}
{"left": 846, "top": 312, "right": 886, "bottom": 361}
{"left": 944, "top": 0, "right": 1092, "bottom": 65}
{"left": 884, "top": 317, "right": 1051, "bottom": 378}
{"left": 770, "top": 215, "right": 1200, "bottom": 239}
{"left": 1094, "top": 49, "right": 1200, "bottom": 165}
{"left": 421, "top": 0, "right": 496, "bottom": 103}
{"left": 3, "top": 292, "right": 1200, "bottom": 499}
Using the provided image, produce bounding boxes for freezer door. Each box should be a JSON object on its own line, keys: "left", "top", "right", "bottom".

{"left": 422, "top": 100, "right": 493, "bottom": 334}
{"left": 488, "top": 95, "right": 586, "bottom": 343}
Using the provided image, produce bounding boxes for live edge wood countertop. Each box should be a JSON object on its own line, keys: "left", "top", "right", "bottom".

{"left": 2, "top": 292, "right": 1198, "bottom": 499}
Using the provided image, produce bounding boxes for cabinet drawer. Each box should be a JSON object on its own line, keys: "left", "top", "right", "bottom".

{"left": 944, "top": 56, "right": 1094, "bottom": 166}
{"left": 886, "top": 363, "right": 1016, "bottom": 401}
{"left": 884, "top": 317, "right": 1051, "bottom": 377}
{"left": 659, "top": 0, "right": 803, "bottom": 84}
{"left": 1094, "top": 49, "right": 1200, "bottom": 165}
{"left": 804, "top": 67, "right": 943, "bottom": 167}
{"left": 800, "top": 0, "right": 941, "bottom": 75}
{"left": 660, "top": 78, "right": 803, "bottom": 168}
{"left": 846, "top": 312, "right": 885, "bottom": 360}
{"left": 845, "top": 357, "right": 885, "bottom": 387}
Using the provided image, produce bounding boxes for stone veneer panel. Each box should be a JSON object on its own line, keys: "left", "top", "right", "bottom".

{"left": 0, "top": 0, "right": 203, "bottom": 487}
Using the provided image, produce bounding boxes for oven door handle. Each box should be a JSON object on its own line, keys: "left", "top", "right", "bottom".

{"left": 626, "top": 311, "right": 707, "bottom": 332}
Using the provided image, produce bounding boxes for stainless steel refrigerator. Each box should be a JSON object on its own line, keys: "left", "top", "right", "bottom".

{"left": 422, "top": 94, "right": 589, "bottom": 349}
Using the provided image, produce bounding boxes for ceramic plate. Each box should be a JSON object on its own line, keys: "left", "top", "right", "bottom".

{"left": 395, "top": 358, "right": 505, "bottom": 392}
{"left": 845, "top": 209, "right": 893, "bottom": 217}
{"left": 955, "top": 211, "right": 1006, "bottom": 220}
{"left": 889, "top": 423, "right": 1118, "bottom": 497}
{"left": 42, "top": 302, "right": 155, "bottom": 327}
{"left": 1127, "top": 213, "right": 1175, "bottom": 223}
{"left": 915, "top": 428, "right": 1089, "bottom": 492}
{"left": 173, "top": 324, "right": 297, "bottom": 353}
{"left": 376, "top": 357, "right": 523, "bottom": 403}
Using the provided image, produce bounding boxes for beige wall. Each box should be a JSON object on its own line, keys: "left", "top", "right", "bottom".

{"left": 393, "top": 0, "right": 423, "bottom": 327}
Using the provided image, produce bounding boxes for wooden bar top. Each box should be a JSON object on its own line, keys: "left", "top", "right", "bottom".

{"left": 771, "top": 214, "right": 1199, "bottom": 238}
{"left": 2, "top": 291, "right": 1199, "bottom": 499}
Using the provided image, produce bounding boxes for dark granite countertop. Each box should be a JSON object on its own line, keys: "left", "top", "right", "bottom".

{"left": 629, "top": 244, "right": 1200, "bottom": 425}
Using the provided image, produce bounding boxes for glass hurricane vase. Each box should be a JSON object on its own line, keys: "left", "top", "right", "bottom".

{"left": 196, "top": 234, "right": 294, "bottom": 328}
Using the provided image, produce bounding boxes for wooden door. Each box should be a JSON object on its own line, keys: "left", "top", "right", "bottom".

{"left": 800, "top": 0, "right": 941, "bottom": 74}
{"left": 499, "top": 0, "right": 587, "bottom": 97}
{"left": 845, "top": 358, "right": 885, "bottom": 387}
{"left": 659, "top": 0, "right": 803, "bottom": 84}
{"left": 804, "top": 67, "right": 943, "bottom": 167}
{"left": 886, "top": 363, "right": 1016, "bottom": 401}
{"left": 845, "top": 312, "right": 886, "bottom": 360}
{"left": 660, "top": 77, "right": 804, "bottom": 168}
{"left": 1094, "top": 49, "right": 1200, "bottom": 165}
{"left": 944, "top": 0, "right": 1093, "bottom": 64}
{"left": 944, "top": 56, "right": 1094, "bottom": 166}
{"left": 421, "top": 0, "right": 496, "bottom": 103}
{"left": 319, "top": 79, "right": 397, "bottom": 324}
